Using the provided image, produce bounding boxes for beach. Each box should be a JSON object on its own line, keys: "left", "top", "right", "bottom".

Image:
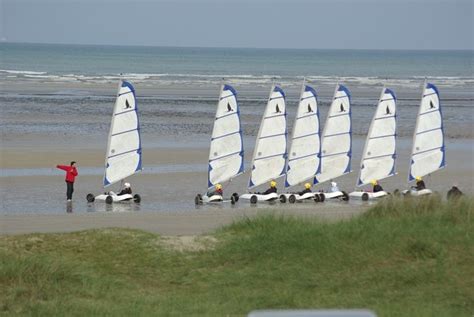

{"left": 1, "top": 44, "right": 473, "bottom": 235}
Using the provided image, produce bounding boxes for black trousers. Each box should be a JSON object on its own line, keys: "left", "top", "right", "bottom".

{"left": 66, "top": 181, "right": 74, "bottom": 200}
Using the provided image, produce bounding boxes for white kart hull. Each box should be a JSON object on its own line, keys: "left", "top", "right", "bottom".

{"left": 349, "top": 191, "right": 389, "bottom": 200}
{"left": 94, "top": 193, "right": 134, "bottom": 203}
{"left": 402, "top": 188, "right": 433, "bottom": 197}
{"left": 280, "top": 192, "right": 325, "bottom": 203}
{"left": 240, "top": 192, "right": 279, "bottom": 204}
{"left": 321, "top": 191, "right": 349, "bottom": 200}
{"left": 201, "top": 194, "right": 224, "bottom": 203}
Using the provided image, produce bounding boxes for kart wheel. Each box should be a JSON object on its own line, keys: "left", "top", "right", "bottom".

{"left": 314, "top": 194, "right": 320, "bottom": 203}
{"left": 393, "top": 189, "right": 400, "bottom": 197}
{"left": 279, "top": 195, "right": 287, "bottom": 203}
{"left": 194, "top": 194, "right": 201, "bottom": 205}
{"left": 250, "top": 195, "right": 258, "bottom": 204}
{"left": 362, "top": 193, "right": 369, "bottom": 201}
{"left": 232, "top": 193, "right": 239, "bottom": 202}
{"left": 341, "top": 191, "right": 349, "bottom": 201}
{"left": 86, "top": 193, "right": 95, "bottom": 202}
{"left": 230, "top": 195, "right": 236, "bottom": 205}
{"left": 289, "top": 194, "right": 296, "bottom": 204}
{"left": 133, "top": 194, "right": 141, "bottom": 203}
{"left": 105, "top": 195, "right": 113, "bottom": 204}
{"left": 319, "top": 193, "right": 325, "bottom": 202}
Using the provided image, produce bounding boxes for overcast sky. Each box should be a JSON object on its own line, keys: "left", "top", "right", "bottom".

{"left": 1, "top": 0, "right": 473, "bottom": 50}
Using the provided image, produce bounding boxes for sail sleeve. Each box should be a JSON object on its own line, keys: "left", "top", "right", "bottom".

{"left": 104, "top": 81, "right": 142, "bottom": 187}
{"left": 408, "top": 83, "right": 445, "bottom": 181}
{"left": 248, "top": 86, "right": 287, "bottom": 189}
{"left": 314, "top": 84, "right": 352, "bottom": 184}
{"left": 285, "top": 85, "right": 321, "bottom": 188}
{"left": 357, "top": 88, "right": 397, "bottom": 186}
{"left": 208, "top": 84, "right": 244, "bottom": 189}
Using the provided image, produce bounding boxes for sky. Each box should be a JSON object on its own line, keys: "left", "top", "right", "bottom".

{"left": 1, "top": 0, "right": 473, "bottom": 50}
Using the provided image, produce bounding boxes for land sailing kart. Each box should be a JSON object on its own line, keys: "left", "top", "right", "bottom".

{"left": 240, "top": 192, "right": 280, "bottom": 204}
{"left": 194, "top": 193, "right": 240, "bottom": 205}
{"left": 87, "top": 192, "right": 141, "bottom": 204}
{"left": 279, "top": 192, "right": 326, "bottom": 203}
{"left": 349, "top": 190, "right": 390, "bottom": 201}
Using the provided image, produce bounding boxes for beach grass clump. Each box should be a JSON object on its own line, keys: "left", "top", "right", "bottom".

{"left": 0, "top": 196, "right": 473, "bottom": 316}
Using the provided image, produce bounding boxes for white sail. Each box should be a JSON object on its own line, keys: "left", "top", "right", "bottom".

{"left": 408, "top": 82, "right": 446, "bottom": 181}
{"left": 249, "top": 86, "right": 287, "bottom": 189}
{"left": 103, "top": 80, "right": 142, "bottom": 187}
{"left": 315, "top": 84, "right": 351, "bottom": 184}
{"left": 208, "top": 84, "right": 244, "bottom": 189}
{"left": 357, "top": 88, "right": 397, "bottom": 186}
{"left": 285, "top": 84, "right": 321, "bottom": 187}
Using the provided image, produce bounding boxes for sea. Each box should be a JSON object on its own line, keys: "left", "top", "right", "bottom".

{"left": 1, "top": 43, "right": 473, "bottom": 214}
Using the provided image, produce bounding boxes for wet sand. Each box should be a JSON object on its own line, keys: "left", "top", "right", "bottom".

{"left": 1, "top": 205, "right": 366, "bottom": 236}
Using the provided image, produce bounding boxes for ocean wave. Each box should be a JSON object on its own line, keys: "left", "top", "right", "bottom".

{"left": 1, "top": 69, "right": 473, "bottom": 89}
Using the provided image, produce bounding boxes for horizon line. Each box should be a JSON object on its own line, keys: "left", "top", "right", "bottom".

{"left": 2, "top": 40, "right": 473, "bottom": 52}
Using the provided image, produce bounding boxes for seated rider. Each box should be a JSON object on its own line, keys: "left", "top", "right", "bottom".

{"left": 118, "top": 182, "right": 132, "bottom": 196}
{"left": 447, "top": 185, "right": 463, "bottom": 200}
{"left": 298, "top": 182, "right": 312, "bottom": 196}
{"left": 413, "top": 176, "right": 426, "bottom": 191}
{"left": 208, "top": 183, "right": 223, "bottom": 197}
{"left": 329, "top": 181, "right": 339, "bottom": 193}
{"left": 371, "top": 180, "right": 383, "bottom": 193}
{"left": 261, "top": 180, "right": 277, "bottom": 195}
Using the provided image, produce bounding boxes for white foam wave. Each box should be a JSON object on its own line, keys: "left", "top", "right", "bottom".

{"left": 0, "top": 69, "right": 47, "bottom": 75}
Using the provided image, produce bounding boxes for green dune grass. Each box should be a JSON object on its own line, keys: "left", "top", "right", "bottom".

{"left": 1, "top": 196, "right": 473, "bottom": 316}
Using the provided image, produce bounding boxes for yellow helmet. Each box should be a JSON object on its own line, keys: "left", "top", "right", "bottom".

{"left": 215, "top": 183, "right": 222, "bottom": 190}
{"left": 270, "top": 180, "right": 277, "bottom": 188}
{"left": 415, "top": 176, "right": 422, "bottom": 181}
{"left": 305, "top": 182, "right": 311, "bottom": 189}
{"left": 370, "top": 180, "right": 377, "bottom": 186}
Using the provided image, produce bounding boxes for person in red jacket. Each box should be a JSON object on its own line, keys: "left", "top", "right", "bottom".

{"left": 56, "top": 161, "right": 78, "bottom": 201}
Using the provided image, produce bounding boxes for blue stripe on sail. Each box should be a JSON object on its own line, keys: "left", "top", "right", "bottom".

{"left": 419, "top": 108, "right": 439, "bottom": 116}
{"left": 321, "top": 151, "right": 349, "bottom": 158}
{"left": 115, "top": 108, "right": 135, "bottom": 116}
{"left": 297, "top": 112, "right": 318, "bottom": 120}
{"left": 304, "top": 85, "right": 318, "bottom": 97}
{"left": 292, "top": 131, "right": 319, "bottom": 141}
{"left": 288, "top": 152, "right": 319, "bottom": 162}
{"left": 216, "top": 111, "right": 237, "bottom": 120}
{"left": 223, "top": 84, "right": 237, "bottom": 96}
{"left": 416, "top": 127, "right": 441, "bottom": 135}
{"left": 254, "top": 152, "right": 286, "bottom": 161}
{"left": 211, "top": 130, "right": 240, "bottom": 141}
{"left": 118, "top": 91, "right": 133, "bottom": 97}
{"left": 328, "top": 112, "right": 349, "bottom": 119}
{"left": 324, "top": 131, "right": 349, "bottom": 138}
{"left": 338, "top": 85, "right": 351, "bottom": 100}
{"left": 209, "top": 150, "right": 242, "bottom": 163}
{"left": 122, "top": 80, "right": 135, "bottom": 91}
{"left": 412, "top": 146, "right": 444, "bottom": 157}
{"left": 369, "top": 133, "right": 395, "bottom": 140}
{"left": 374, "top": 115, "right": 396, "bottom": 121}
{"left": 384, "top": 88, "right": 397, "bottom": 101}
{"left": 108, "top": 148, "right": 140, "bottom": 159}
{"left": 362, "top": 153, "right": 395, "bottom": 161}
{"left": 273, "top": 86, "right": 286, "bottom": 98}
{"left": 426, "top": 83, "right": 439, "bottom": 95}
{"left": 111, "top": 128, "right": 139, "bottom": 137}
{"left": 135, "top": 149, "right": 142, "bottom": 172}
{"left": 264, "top": 113, "right": 286, "bottom": 120}
{"left": 260, "top": 132, "right": 286, "bottom": 140}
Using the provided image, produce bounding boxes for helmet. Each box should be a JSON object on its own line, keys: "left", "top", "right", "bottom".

{"left": 415, "top": 176, "right": 422, "bottom": 181}
{"left": 270, "top": 180, "right": 277, "bottom": 188}
{"left": 370, "top": 180, "right": 377, "bottom": 186}
{"left": 124, "top": 182, "right": 131, "bottom": 188}
{"left": 305, "top": 183, "right": 311, "bottom": 189}
{"left": 215, "top": 183, "right": 222, "bottom": 190}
